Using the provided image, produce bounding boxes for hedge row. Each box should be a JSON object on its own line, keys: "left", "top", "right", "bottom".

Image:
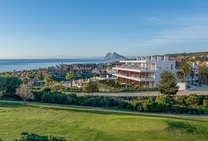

{"left": 32, "top": 92, "right": 206, "bottom": 115}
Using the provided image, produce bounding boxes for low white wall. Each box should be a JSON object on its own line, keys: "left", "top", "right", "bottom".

{"left": 177, "top": 82, "right": 186, "bottom": 90}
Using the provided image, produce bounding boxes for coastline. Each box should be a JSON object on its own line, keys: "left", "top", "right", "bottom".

{"left": 0, "top": 58, "right": 110, "bottom": 73}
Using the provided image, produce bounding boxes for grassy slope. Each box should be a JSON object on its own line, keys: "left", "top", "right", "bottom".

{"left": 0, "top": 103, "right": 208, "bottom": 141}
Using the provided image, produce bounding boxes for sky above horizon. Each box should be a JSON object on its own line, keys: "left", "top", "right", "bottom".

{"left": 0, "top": 0, "right": 208, "bottom": 59}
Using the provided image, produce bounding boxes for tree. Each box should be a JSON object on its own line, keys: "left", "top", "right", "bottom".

{"left": 16, "top": 84, "right": 34, "bottom": 103}
{"left": 0, "top": 92, "right": 3, "bottom": 100}
{"left": 26, "top": 71, "right": 35, "bottom": 88}
{"left": 180, "top": 63, "right": 192, "bottom": 82}
{"left": 66, "top": 71, "right": 74, "bottom": 91}
{"left": 38, "top": 72, "right": 44, "bottom": 87}
{"left": 22, "top": 77, "right": 29, "bottom": 85}
{"left": 44, "top": 75, "right": 54, "bottom": 86}
{"left": 99, "top": 69, "right": 107, "bottom": 78}
{"left": 85, "top": 81, "right": 99, "bottom": 96}
{"left": 157, "top": 71, "right": 179, "bottom": 95}
{"left": 190, "top": 70, "right": 195, "bottom": 85}
{"left": 176, "top": 71, "right": 184, "bottom": 82}
{"left": 0, "top": 75, "right": 21, "bottom": 96}
{"left": 199, "top": 67, "right": 208, "bottom": 85}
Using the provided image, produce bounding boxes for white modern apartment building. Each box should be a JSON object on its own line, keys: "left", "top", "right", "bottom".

{"left": 186, "top": 63, "right": 198, "bottom": 85}
{"left": 112, "top": 56, "right": 178, "bottom": 88}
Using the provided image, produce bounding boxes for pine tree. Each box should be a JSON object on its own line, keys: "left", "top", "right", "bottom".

{"left": 157, "top": 71, "right": 179, "bottom": 95}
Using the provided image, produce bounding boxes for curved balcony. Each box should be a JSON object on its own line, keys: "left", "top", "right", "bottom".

{"left": 112, "top": 73, "right": 155, "bottom": 82}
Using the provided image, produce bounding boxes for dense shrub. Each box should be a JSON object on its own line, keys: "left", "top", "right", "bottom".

{"left": 50, "top": 84, "right": 67, "bottom": 92}
{"left": 174, "top": 96, "right": 187, "bottom": 105}
{"left": 186, "top": 94, "right": 201, "bottom": 106}
{"left": 119, "top": 100, "right": 134, "bottom": 110}
{"left": 128, "top": 98, "right": 170, "bottom": 113}
{"left": 0, "top": 137, "right": 2, "bottom": 141}
{"left": 41, "top": 86, "right": 51, "bottom": 92}
{"left": 170, "top": 106, "right": 204, "bottom": 114}
{"left": 41, "top": 92, "right": 78, "bottom": 105}
{"left": 140, "top": 98, "right": 169, "bottom": 112}
{"left": 82, "top": 96, "right": 112, "bottom": 107}
{"left": 155, "top": 95, "right": 174, "bottom": 106}
{"left": 14, "top": 132, "right": 66, "bottom": 141}
{"left": 203, "top": 99, "right": 208, "bottom": 108}
{"left": 30, "top": 91, "right": 206, "bottom": 115}
{"left": 134, "top": 101, "right": 144, "bottom": 111}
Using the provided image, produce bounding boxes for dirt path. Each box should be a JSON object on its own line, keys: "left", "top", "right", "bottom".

{"left": 0, "top": 100, "right": 207, "bottom": 118}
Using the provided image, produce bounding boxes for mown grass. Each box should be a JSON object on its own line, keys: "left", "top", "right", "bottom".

{"left": 0, "top": 102, "right": 208, "bottom": 141}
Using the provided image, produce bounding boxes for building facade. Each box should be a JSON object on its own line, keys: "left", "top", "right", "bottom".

{"left": 186, "top": 62, "right": 199, "bottom": 85}
{"left": 112, "top": 56, "right": 178, "bottom": 88}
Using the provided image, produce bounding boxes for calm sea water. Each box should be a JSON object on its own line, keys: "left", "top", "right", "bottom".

{"left": 0, "top": 59, "right": 109, "bottom": 72}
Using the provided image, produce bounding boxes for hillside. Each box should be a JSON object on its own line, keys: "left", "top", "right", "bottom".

{"left": 165, "top": 51, "right": 208, "bottom": 58}
{"left": 164, "top": 51, "right": 208, "bottom": 63}
{"left": 104, "top": 52, "right": 127, "bottom": 60}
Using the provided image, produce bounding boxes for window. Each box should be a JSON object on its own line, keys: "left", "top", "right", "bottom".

{"left": 171, "top": 64, "right": 173, "bottom": 70}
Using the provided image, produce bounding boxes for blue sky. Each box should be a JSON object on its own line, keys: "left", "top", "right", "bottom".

{"left": 0, "top": 0, "right": 208, "bottom": 59}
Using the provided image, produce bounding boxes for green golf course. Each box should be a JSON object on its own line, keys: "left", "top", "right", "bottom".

{"left": 0, "top": 102, "right": 207, "bottom": 141}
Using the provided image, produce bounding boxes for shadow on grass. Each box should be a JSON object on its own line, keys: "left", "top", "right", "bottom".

{"left": 166, "top": 121, "right": 197, "bottom": 133}
{"left": 0, "top": 102, "right": 24, "bottom": 108}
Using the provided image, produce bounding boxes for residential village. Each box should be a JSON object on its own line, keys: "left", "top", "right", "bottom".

{"left": 2, "top": 54, "right": 207, "bottom": 93}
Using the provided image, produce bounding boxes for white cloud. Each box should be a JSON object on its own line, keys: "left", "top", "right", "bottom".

{"left": 140, "top": 16, "right": 208, "bottom": 46}
{"left": 147, "top": 17, "right": 165, "bottom": 23}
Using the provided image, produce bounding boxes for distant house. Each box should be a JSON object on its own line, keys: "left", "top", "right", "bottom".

{"left": 62, "top": 81, "right": 71, "bottom": 88}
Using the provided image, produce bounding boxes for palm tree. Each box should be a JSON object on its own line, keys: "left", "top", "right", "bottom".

{"left": 44, "top": 75, "right": 54, "bottom": 86}
{"left": 180, "top": 63, "right": 192, "bottom": 83}
{"left": 190, "top": 70, "right": 195, "bottom": 85}
{"left": 38, "top": 72, "right": 44, "bottom": 87}
{"left": 176, "top": 71, "right": 184, "bottom": 82}
{"left": 66, "top": 71, "right": 74, "bottom": 92}
{"left": 26, "top": 71, "right": 35, "bottom": 89}
{"left": 199, "top": 67, "right": 208, "bottom": 85}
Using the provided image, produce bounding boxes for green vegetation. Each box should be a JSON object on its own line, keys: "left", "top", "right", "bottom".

{"left": 85, "top": 81, "right": 99, "bottom": 96}
{"left": 65, "top": 71, "right": 74, "bottom": 89}
{"left": 0, "top": 102, "right": 208, "bottom": 141}
{"left": 37, "top": 72, "right": 44, "bottom": 88}
{"left": 13, "top": 132, "right": 66, "bottom": 141}
{"left": 180, "top": 63, "right": 192, "bottom": 82}
{"left": 30, "top": 91, "right": 207, "bottom": 114}
{"left": 199, "top": 67, "right": 208, "bottom": 85}
{"left": 44, "top": 76, "right": 54, "bottom": 86}
{"left": 16, "top": 85, "right": 34, "bottom": 102}
{"left": 157, "top": 71, "right": 179, "bottom": 95}
{"left": 98, "top": 80, "right": 158, "bottom": 92}
{"left": 97, "top": 81, "right": 112, "bottom": 91}
{"left": 0, "top": 74, "right": 21, "bottom": 96}
{"left": 165, "top": 51, "right": 208, "bottom": 59}
{"left": 26, "top": 71, "right": 35, "bottom": 88}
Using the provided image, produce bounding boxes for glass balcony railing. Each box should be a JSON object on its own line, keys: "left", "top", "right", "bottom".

{"left": 113, "top": 73, "right": 154, "bottom": 80}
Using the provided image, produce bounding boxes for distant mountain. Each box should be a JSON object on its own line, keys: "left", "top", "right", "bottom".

{"left": 104, "top": 52, "right": 127, "bottom": 60}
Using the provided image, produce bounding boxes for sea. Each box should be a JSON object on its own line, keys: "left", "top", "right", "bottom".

{"left": 0, "top": 59, "right": 110, "bottom": 73}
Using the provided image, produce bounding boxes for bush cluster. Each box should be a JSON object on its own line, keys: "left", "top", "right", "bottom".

{"left": 119, "top": 96, "right": 204, "bottom": 114}
{"left": 33, "top": 91, "right": 78, "bottom": 105}
{"left": 32, "top": 91, "right": 207, "bottom": 115}
{"left": 13, "top": 132, "right": 66, "bottom": 141}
